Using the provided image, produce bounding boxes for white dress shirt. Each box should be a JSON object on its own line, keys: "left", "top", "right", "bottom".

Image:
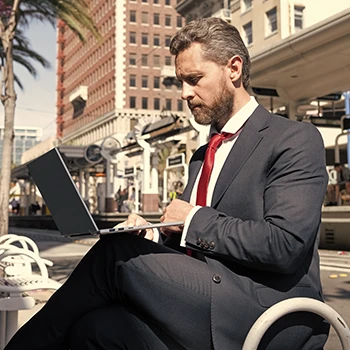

{"left": 180, "top": 97, "right": 259, "bottom": 247}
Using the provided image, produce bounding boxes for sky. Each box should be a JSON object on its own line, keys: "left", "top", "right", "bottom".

{"left": 0, "top": 20, "right": 57, "bottom": 141}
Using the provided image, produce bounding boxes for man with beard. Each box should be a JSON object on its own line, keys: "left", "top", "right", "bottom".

{"left": 5, "top": 18, "right": 329, "bottom": 350}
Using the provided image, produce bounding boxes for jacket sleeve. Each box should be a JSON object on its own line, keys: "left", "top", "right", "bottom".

{"left": 185, "top": 122, "right": 328, "bottom": 274}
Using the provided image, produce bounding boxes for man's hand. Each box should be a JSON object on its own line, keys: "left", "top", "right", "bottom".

{"left": 114, "top": 213, "right": 154, "bottom": 240}
{"left": 160, "top": 199, "right": 193, "bottom": 236}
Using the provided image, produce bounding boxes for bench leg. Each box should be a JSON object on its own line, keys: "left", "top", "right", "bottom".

{"left": 5, "top": 311, "right": 18, "bottom": 346}
{"left": 0, "top": 311, "right": 6, "bottom": 350}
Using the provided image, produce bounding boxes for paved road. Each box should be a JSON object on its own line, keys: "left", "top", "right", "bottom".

{"left": 319, "top": 250, "right": 350, "bottom": 349}
{"left": 9, "top": 227, "right": 350, "bottom": 349}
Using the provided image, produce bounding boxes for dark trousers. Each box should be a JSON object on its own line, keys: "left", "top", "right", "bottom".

{"left": 5, "top": 234, "right": 212, "bottom": 350}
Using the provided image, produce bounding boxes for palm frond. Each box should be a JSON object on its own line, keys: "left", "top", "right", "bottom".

{"left": 12, "top": 53, "right": 37, "bottom": 77}
{"left": 18, "top": 0, "right": 101, "bottom": 43}
{"left": 14, "top": 73, "right": 24, "bottom": 90}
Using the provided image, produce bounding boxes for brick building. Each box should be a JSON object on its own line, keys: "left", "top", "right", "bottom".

{"left": 56, "top": 0, "right": 186, "bottom": 146}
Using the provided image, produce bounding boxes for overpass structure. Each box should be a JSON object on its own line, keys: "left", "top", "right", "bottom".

{"left": 250, "top": 8, "right": 350, "bottom": 164}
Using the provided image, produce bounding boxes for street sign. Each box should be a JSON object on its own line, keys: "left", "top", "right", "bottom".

{"left": 84, "top": 144, "right": 103, "bottom": 164}
{"left": 316, "top": 93, "right": 342, "bottom": 101}
{"left": 251, "top": 87, "right": 279, "bottom": 97}
{"left": 124, "top": 167, "right": 136, "bottom": 177}
{"left": 309, "top": 116, "right": 340, "bottom": 128}
{"left": 166, "top": 154, "right": 185, "bottom": 169}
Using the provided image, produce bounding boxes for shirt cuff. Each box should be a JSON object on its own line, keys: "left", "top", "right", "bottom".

{"left": 180, "top": 205, "right": 202, "bottom": 247}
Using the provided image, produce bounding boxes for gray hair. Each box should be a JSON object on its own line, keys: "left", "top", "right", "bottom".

{"left": 170, "top": 17, "right": 251, "bottom": 89}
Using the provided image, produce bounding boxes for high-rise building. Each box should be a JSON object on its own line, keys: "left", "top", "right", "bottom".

{"left": 56, "top": 0, "right": 192, "bottom": 212}
{"left": 56, "top": 0, "right": 186, "bottom": 146}
{"left": 0, "top": 126, "right": 42, "bottom": 169}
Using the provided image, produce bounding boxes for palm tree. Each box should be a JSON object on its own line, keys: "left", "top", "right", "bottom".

{"left": 0, "top": 0, "right": 100, "bottom": 236}
{"left": 1, "top": 29, "right": 51, "bottom": 89}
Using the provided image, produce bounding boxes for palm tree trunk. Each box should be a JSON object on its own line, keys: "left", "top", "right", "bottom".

{"left": 0, "top": 38, "right": 17, "bottom": 236}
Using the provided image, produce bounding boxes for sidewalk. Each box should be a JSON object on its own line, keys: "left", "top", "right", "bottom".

{"left": 8, "top": 226, "right": 98, "bottom": 246}
{"left": 18, "top": 291, "right": 52, "bottom": 328}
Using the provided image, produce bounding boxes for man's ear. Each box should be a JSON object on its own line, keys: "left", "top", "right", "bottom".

{"left": 228, "top": 55, "right": 243, "bottom": 83}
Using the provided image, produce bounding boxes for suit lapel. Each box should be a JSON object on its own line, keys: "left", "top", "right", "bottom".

{"left": 180, "top": 145, "right": 206, "bottom": 202}
{"left": 211, "top": 105, "right": 270, "bottom": 207}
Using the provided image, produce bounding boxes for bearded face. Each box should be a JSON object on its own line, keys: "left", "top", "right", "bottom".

{"left": 175, "top": 43, "right": 236, "bottom": 130}
{"left": 188, "top": 76, "right": 234, "bottom": 128}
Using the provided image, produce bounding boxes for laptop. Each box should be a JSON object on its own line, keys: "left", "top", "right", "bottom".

{"left": 26, "top": 148, "right": 183, "bottom": 238}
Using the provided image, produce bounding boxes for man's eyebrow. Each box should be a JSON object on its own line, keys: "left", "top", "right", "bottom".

{"left": 176, "top": 73, "right": 201, "bottom": 81}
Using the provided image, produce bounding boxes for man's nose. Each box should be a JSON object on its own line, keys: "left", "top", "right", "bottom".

{"left": 181, "top": 82, "right": 194, "bottom": 100}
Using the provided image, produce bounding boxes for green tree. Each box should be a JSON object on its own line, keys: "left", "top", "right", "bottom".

{"left": 0, "top": 0, "right": 100, "bottom": 236}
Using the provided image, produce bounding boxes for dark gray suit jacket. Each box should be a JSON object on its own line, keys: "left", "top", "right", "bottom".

{"left": 166, "top": 105, "right": 329, "bottom": 349}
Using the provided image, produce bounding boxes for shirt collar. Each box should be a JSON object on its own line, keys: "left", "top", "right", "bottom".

{"left": 209, "top": 96, "right": 259, "bottom": 136}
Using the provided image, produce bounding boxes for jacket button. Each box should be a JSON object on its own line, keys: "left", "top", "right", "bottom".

{"left": 212, "top": 274, "right": 221, "bottom": 283}
{"left": 209, "top": 242, "right": 215, "bottom": 249}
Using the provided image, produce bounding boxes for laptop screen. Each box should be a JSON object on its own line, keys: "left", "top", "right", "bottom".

{"left": 27, "top": 148, "right": 99, "bottom": 236}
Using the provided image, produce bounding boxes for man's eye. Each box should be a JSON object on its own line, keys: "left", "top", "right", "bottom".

{"left": 188, "top": 77, "right": 199, "bottom": 85}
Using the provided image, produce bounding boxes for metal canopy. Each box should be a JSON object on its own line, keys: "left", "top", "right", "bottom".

{"left": 11, "top": 145, "right": 103, "bottom": 181}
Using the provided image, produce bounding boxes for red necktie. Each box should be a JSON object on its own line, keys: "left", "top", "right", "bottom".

{"left": 186, "top": 132, "right": 233, "bottom": 257}
{"left": 196, "top": 132, "right": 234, "bottom": 206}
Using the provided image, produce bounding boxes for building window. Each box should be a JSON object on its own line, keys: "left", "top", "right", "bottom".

{"left": 142, "top": 97, "right": 148, "bottom": 109}
{"left": 153, "top": 55, "right": 160, "bottom": 67}
{"left": 166, "top": 99, "right": 172, "bottom": 110}
{"left": 130, "top": 74, "right": 136, "bottom": 87}
{"left": 243, "top": 21, "right": 252, "bottom": 46}
{"left": 130, "top": 32, "right": 136, "bottom": 44}
{"left": 242, "top": 0, "right": 252, "bottom": 12}
{"left": 154, "top": 13, "right": 160, "bottom": 25}
{"left": 176, "top": 16, "right": 182, "bottom": 27}
{"left": 142, "top": 12, "right": 148, "bottom": 24}
{"left": 130, "top": 96, "right": 136, "bottom": 108}
{"left": 130, "top": 53, "right": 137, "bottom": 65}
{"left": 142, "top": 33, "right": 148, "bottom": 45}
{"left": 154, "top": 98, "right": 160, "bottom": 110}
{"left": 142, "top": 76, "right": 148, "bottom": 88}
{"left": 165, "top": 56, "right": 172, "bottom": 66}
{"left": 154, "top": 76, "right": 160, "bottom": 88}
{"left": 294, "top": 5, "right": 304, "bottom": 32}
{"left": 165, "top": 14, "right": 171, "bottom": 26}
{"left": 165, "top": 35, "right": 171, "bottom": 47}
{"left": 141, "top": 54, "right": 148, "bottom": 66}
{"left": 142, "top": 0, "right": 148, "bottom": 2}
{"left": 154, "top": 0, "right": 159, "bottom": 3}
{"left": 130, "top": 10, "right": 136, "bottom": 22}
{"left": 153, "top": 34, "right": 160, "bottom": 46}
{"left": 177, "top": 99, "right": 183, "bottom": 111}
{"left": 165, "top": 0, "right": 170, "bottom": 5}
{"left": 266, "top": 7, "right": 277, "bottom": 35}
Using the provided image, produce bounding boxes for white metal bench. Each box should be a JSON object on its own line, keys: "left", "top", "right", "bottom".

{"left": 0, "top": 234, "right": 53, "bottom": 276}
{"left": 0, "top": 245, "right": 61, "bottom": 349}
{"left": 243, "top": 297, "right": 350, "bottom": 350}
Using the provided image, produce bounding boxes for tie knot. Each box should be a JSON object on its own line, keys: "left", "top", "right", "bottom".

{"left": 208, "top": 132, "right": 234, "bottom": 151}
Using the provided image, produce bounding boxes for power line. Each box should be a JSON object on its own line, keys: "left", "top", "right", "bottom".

{"left": 17, "top": 106, "right": 55, "bottom": 115}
